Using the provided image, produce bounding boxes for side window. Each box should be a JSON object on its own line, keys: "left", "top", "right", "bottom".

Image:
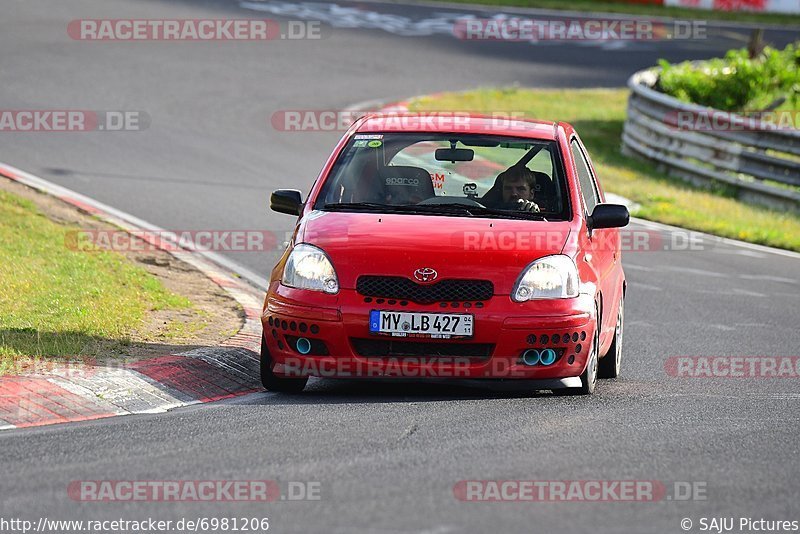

{"left": 570, "top": 139, "right": 599, "bottom": 214}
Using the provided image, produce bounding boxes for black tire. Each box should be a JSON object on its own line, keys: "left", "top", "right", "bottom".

{"left": 598, "top": 297, "right": 624, "bottom": 379}
{"left": 575, "top": 327, "right": 599, "bottom": 395}
{"left": 556, "top": 306, "right": 599, "bottom": 396}
{"left": 260, "top": 336, "right": 308, "bottom": 393}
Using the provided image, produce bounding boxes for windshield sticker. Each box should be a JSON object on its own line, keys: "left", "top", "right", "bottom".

{"left": 431, "top": 173, "right": 446, "bottom": 190}
{"left": 353, "top": 140, "right": 368, "bottom": 148}
{"left": 354, "top": 134, "right": 383, "bottom": 140}
{"left": 367, "top": 140, "right": 383, "bottom": 148}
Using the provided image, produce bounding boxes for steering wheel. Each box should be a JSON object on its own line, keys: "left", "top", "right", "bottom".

{"left": 417, "top": 197, "right": 486, "bottom": 207}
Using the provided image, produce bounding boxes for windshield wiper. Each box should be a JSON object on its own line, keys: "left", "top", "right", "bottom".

{"left": 322, "top": 202, "right": 547, "bottom": 220}
{"left": 408, "top": 203, "right": 547, "bottom": 220}
{"left": 467, "top": 205, "right": 548, "bottom": 221}
{"left": 323, "top": 202, "right": 468, "bottom": 217}
{"left": 322, "top": 202, "right": 407, "bottom": 212}
{"left": 323, "top": 202, "right": 480, "bottom": 218}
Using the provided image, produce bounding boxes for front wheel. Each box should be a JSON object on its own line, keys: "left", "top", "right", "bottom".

{"left": 555, "top": 309, "right": 599, "bottom": 396}
{"left": 260, "top": 336, "right": 308, "bottom": 393}
{"left": 598, "top": 297, "right": 624, "bottom": 379}
{"left": 575, "top": 328, "right": 598, "bottom": 394}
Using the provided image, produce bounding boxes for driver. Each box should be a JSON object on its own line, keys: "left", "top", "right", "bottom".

{"left": 486, "top": 165, "right": 541, "bottom": 212}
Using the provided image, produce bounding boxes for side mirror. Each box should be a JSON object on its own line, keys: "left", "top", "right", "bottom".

{"left": 270, "top": 189, "right": 303, "bottom": 216}
{"left": 589, "top": 203, "right": 629, "bottom": 230}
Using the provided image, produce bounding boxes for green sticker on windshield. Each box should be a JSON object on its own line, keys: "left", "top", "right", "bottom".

{"left": 368, "top": 140, "right": 382, "bottom": 148}
{"left": 353, "top": 140, "right": 368, "bottom": 148}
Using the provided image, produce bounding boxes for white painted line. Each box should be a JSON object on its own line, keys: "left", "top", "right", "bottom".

{"left": 731, "top": 288, "right": 767, "bottom": 298}
{"left": 713, "top": 248, "right": 767, "bottom": 259}
{"left": 621, "top": 263, "right": 655, "bottom": 271}
{"left": 629, "top": 281, "right": 662, "bottom": 291}
{"left": 738, "top": 274, "right": 798, "bottom": 284}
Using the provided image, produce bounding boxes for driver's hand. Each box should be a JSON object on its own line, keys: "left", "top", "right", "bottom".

{"left": 516, "top": 199, "right": 541, "bottom": 213}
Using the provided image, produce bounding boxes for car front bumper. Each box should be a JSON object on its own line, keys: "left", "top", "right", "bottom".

{"left": 262, "top": 284, "right": 596, "bottom": 380}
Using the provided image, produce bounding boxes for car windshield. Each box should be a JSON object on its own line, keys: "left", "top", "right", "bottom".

{"left": 315, "top": 133, "right": 569, "bottom": 220}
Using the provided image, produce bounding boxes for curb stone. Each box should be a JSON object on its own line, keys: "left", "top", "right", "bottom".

{"left": 0, "top": 163, "right": 267, "bottom": 430}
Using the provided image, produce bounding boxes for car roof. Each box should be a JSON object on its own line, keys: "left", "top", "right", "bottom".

{"left": 354, "top": 113, "right": 559, "bottom": 141}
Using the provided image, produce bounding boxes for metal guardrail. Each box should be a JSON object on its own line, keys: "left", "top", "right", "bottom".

{"left": 622, "top": 68, "right": 800, "bottom": 212}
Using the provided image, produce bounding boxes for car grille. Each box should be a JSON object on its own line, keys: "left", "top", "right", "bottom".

{"left": 356, "top": 276, "right": 493, "bottom": 303}
{"left": 351, "top": 338, "right": 494, "bottom": 359}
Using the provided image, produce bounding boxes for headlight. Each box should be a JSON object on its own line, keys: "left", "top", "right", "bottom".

{"left": 512, "top": 255, "right": 579, "bottom": 301}
{"left": 282, "top": 244, "right": 339, "bottom": 294}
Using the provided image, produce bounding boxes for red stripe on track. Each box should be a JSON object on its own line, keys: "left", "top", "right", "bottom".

{"left": 0, "top": 377, "right": 116, "bottom": 428}
{"left": 0, "top": 168, "right": 21, "bottom": 181}
{"left": 130, "top": 356, "right": 258, "bottom": 402}
{"left": 207, "top": 274, "right": 238, "bottom": 288}
{"left": 58, "top": 196, "right": 103, "bottom": 215}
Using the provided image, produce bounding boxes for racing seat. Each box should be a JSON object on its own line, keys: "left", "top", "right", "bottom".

{"left": 338, "top": 162, "right": 384, "bottom": 204}
{"left": 531, "top": 171, "right": 558, "bottom": 212}
{"left": 481, "top": 170, "right": 557, "bottom": 211}
{"left": 480, "top": 179, "right": 504, "bottom": 206}
{"left": 378, "top": 165, "right": 436, "bottom": 205}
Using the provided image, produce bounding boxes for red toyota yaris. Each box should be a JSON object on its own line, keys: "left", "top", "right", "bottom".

{"left": 261, "top": 113, "right": 628, "bottom": 395}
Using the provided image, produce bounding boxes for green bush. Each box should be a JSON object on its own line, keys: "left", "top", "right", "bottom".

{"left": 656, "top": 43, "right": 799, "bottom": 112}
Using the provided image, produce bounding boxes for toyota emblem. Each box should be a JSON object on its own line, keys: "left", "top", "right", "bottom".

{"left": 413, "top": 267, "right": 438, "bottom": 283}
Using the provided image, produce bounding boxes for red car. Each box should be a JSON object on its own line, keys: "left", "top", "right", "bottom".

{"left": 261, "top": 113, "right": 628, "bottom": 395}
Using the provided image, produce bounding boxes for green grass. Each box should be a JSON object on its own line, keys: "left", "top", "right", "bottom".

{"left": 657, "top": 44, "right": 799, "bottom": 113}
{"left": 409, "top": 87, "right": 800, "bottom": 252}
{"left": 434, "top": 0, "right": 800, "bottom": 25}
{"left": 160, "top": 311, "right": 212, "bottom": 340}
{"left": 0, "top": 190, "right": 191, "bottom": 373}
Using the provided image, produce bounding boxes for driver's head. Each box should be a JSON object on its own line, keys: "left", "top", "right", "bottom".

{"left": 499, "top": 166, "right": 536, "bottom": 203}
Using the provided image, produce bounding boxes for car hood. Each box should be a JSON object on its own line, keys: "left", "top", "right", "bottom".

{"left": 299, "top": 211, "right": 572, "bottom": 294}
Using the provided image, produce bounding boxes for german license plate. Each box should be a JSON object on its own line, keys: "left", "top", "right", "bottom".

{"left": 369, "top": 310, "right": 474, "bottom": 339}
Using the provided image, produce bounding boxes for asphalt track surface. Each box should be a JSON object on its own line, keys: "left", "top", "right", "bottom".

{"left": 1, "top": 1, "right": 799, "bottom": 533}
